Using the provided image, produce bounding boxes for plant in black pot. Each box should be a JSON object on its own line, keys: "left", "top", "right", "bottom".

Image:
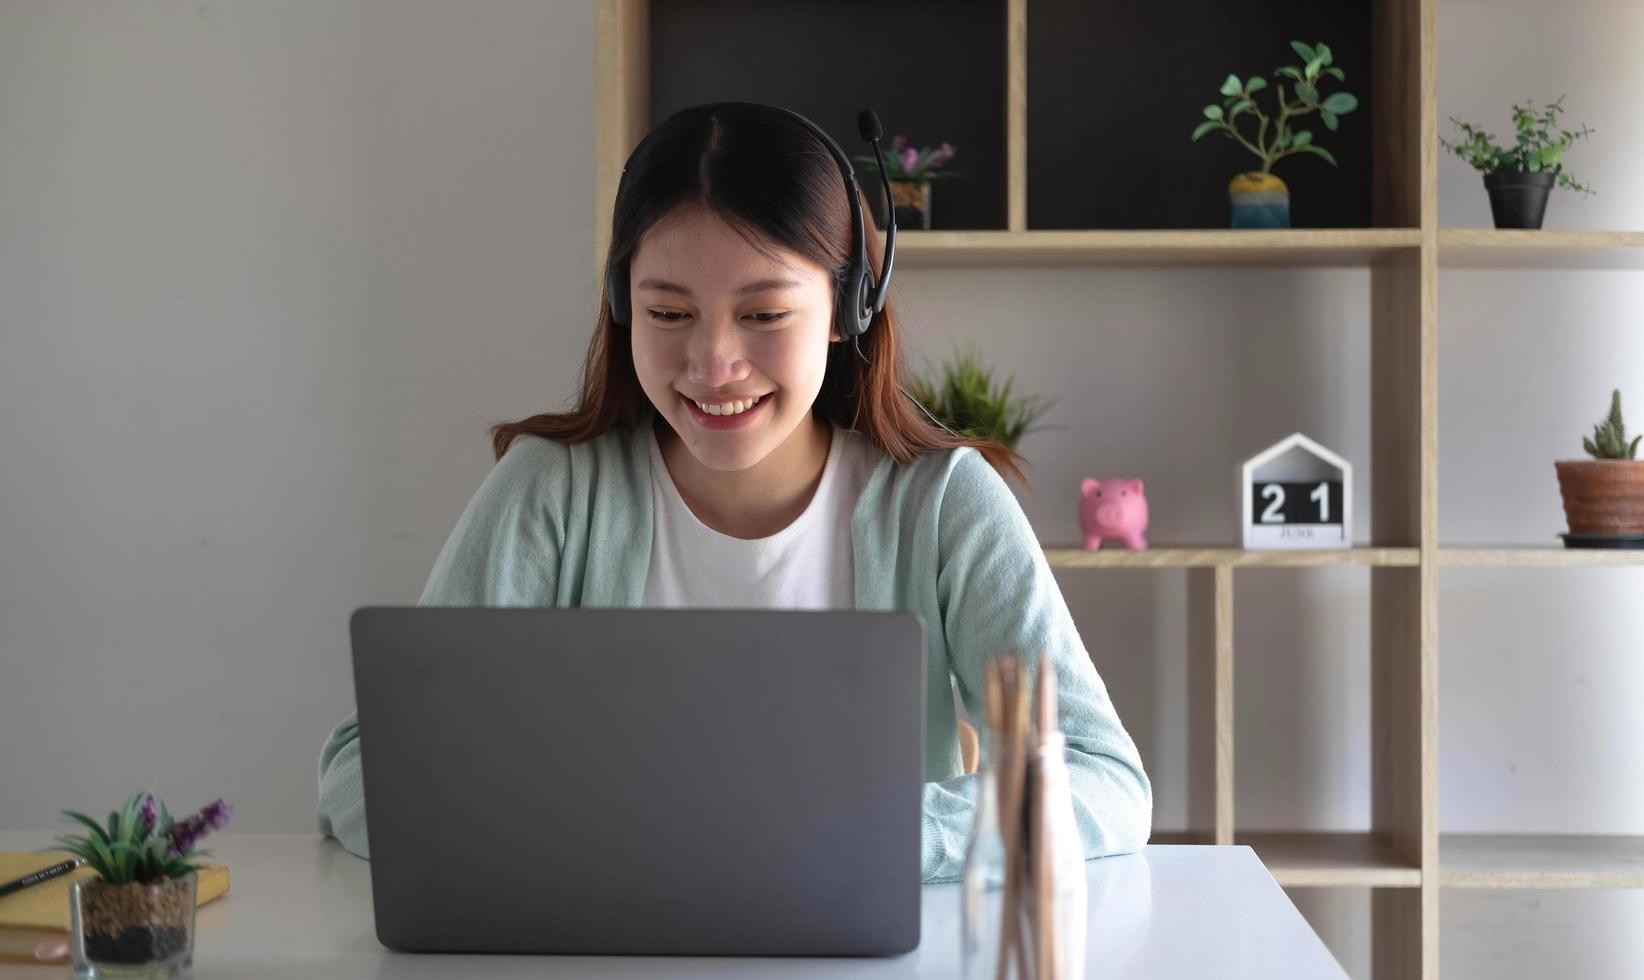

{"left": 1555, "top": 389, "right": 1644, "bottom": 548}
{"left": 1441, "top": 95, "right": 1595, "bottom": 229}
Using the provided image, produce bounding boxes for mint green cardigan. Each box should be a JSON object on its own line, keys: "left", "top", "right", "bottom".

{"left": 317, "top": 415, "right": 1152, "bottom": 882}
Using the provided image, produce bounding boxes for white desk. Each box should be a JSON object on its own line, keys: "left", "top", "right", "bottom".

{"left": 1, "top": 832, "right": 1346, "bottom": 978}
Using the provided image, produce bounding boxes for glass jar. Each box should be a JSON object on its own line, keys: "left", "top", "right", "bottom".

{"left": 1030, "top": 732, "right": 1088, "bottom": 980}
{"left": 960, "top": 736, "right": 1013, "bottom": 979}
{"left": 70, "top": 871, "right": 196, "bottom": 979}
{"left": 960, "top": 732, "right": 1087, "bottom": 980}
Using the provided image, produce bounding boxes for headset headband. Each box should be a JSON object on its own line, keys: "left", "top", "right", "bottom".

{"left": 604, "top": 102, "right": 897, "bottom": 343}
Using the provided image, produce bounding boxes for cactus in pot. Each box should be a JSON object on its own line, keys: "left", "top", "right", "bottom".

{"left": 1555, "top": 389, "right": 1644, "bottom": 544}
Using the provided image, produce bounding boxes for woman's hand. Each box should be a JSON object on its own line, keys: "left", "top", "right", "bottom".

{"left": 958, "top": 718, "right": 979, "bottom": 774}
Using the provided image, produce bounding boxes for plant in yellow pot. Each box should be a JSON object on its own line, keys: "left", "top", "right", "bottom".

{"left": 1556, "top": 389, "right": 1644, "bottom": 548}
{"left": 1191, "top": 41, "right": 1359, "bottom": 229}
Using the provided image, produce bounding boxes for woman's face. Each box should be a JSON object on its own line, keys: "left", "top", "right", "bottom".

{"left": 628, "top": 206, "right": 840, "bottom": 472}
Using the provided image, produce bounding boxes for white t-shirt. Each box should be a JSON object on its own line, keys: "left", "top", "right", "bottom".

{"left": 642, "top": 423, "right": 877, "bottom": 610}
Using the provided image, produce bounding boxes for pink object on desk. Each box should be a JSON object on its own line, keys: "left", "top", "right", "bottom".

{"left": 1079, "top": 479, "right": 1149, "bottom": 550}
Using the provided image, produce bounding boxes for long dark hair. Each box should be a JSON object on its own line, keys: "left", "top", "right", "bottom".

{"left": 489, "top": 103, "right": 1027, "bottom": 485}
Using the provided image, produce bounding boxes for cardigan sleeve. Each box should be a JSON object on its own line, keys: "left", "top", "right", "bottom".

{"left": 921, "top": 448, "right": 1153, "bottom": 883}
{"left": 316, "top": 436, "right": 566, "bottom": 858}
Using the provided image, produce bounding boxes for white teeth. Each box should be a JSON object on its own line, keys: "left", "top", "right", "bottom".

{"left": 693, "top": 395, "right": 761, "bottom": 416}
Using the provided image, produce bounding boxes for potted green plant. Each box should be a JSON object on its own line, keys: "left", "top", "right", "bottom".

{"left": 853, "top": 134, "right": 962, "bottom": 230}
{"left": 1555, "top": 389, "right": 1644, "bottom": 547}
{"left": 907, "top": 343, "right": 1056, "bottom": 450}
{"left": 53, "top": 789, "right": 232, "bottom": 978}
{"left": 1441, "top": 95, "right": 1595, "bottom": 229}
{"left": 1191, "top": 41, "right": 1359, "bottom": 229}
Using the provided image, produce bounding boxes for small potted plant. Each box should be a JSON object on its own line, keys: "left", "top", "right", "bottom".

{"left": 1555, "top": 389, "right": 1644, "bottom": 547}
{"left": 1191, "top": 41, "right": 1359, "bottom": 229}
{"left": 53, "top": 789, "right": 232, "bottom": 978}
{"left": 907, "top": 343, "right": 1056, "bottom": 452}
{"left": 853, "top": 134, "right": 962, "bottom": 230}
{"left": 1441, "top": 95, "right": 1595, "bottom": 229}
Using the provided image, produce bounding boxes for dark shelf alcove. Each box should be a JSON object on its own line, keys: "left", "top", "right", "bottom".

{"left": 648, "top": 0, "right": 1009, "bottom": 231}
{"left": 1027, "top": 0, "right": 1374, "bottom": 229}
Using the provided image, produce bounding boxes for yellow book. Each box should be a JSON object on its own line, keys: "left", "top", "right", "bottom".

{"left": 0, "top": 851, "right": 229, "bottom": 965}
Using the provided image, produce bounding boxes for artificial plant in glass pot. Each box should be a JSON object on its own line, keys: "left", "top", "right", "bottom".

{"left": 1191, "top": 41, "right": 1359, "bottom": 229}
{"left": 853, "top": 134, "right": 962, "bottom": 230}
{"left": 1555, "top": 389, "right": 1644, "bottom": 547}
{"left": 1441, "top": 95, "right": 1595, "bottom": 229}
{"left": 53, "top": 789, "right": 232, "bottom": 979}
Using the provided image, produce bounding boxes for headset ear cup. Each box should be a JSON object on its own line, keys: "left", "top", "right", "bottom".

{"left": 835, "top": 267, "right": 870, "bottom": 341}
{"left": 607, "top": 263, "right": 629, "bottom": 326}
{"left": 856, "top": 274, "right": 875, "bottom": 337}
{"left": 833, "top": 281, "right": 853, "bottom": 341}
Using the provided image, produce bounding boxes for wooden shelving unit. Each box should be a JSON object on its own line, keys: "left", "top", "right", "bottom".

{"left": 1043, "top": 546, "right": 1419, "bottom": 568}
{"left": 1440, "top": 835, "right": 1644, "bottom": 889}
{"left": 1121, "top": 829, "right": 1424, "bottom": 888}
{"left": 596, "top": 1, "right": 1644, "bottom": 976}
{"left": 893, "top": 229, "right": 1421, "bottom": 269}
{"left": 1438, "top": 229, "right": 1644, "bottom": 269}
{"left": 1241, "top": 832, "right": 1425, "bottom": 888}
{"left": 1439, "top": 547, "right": 1644, "bottom": 567}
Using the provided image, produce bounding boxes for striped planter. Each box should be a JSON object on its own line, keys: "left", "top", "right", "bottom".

{"left": 1228, "top": 171, "right": 1290, "bottom": 229}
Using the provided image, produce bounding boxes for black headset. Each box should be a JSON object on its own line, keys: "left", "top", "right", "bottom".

{"left": 604, "top": 102, "right": 897, "bottom": 346}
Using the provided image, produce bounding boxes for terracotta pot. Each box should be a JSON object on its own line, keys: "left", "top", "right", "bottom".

{"left": 1554, "top": 459, "right": 1644, "bottom": 533}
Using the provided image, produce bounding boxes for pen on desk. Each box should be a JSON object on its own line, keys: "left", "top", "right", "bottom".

{"left": 0, "top": 857, "right": 85, "bottom": 900}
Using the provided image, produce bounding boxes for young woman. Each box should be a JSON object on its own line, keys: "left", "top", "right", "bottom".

{"left": 318, "top": 102, "right": 1151, "bottom": 883}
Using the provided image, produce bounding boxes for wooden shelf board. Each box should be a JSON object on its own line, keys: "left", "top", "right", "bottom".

{"left": 1238, "top": 832, "right": 1423, "bottom": 888}
{"left": 1438, "top": 229, "right": 1644, "bottom": 269}
{"left": 895, "top": 229, "right": 1422, "bottom": 268}
{"left": 1440, "top": 834, "right": 1644, "bottom": 889}
{"left": 1439, "top": 547, "right": 1644, "bottom": 567}
{"left": 1149, "top": 830, "right": 1215, "bottom": 845}
{"left": 1042, "top": 546, "right": 1420, "bottom": 568}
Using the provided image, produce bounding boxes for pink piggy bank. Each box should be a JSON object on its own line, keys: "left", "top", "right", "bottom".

{"left": 1079, "top": 479, "right": 1149, "bottom": 550}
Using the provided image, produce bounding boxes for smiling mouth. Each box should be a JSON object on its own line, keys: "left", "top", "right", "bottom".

{"left": 683, "top": 392, "right": 768, "bottom": 417}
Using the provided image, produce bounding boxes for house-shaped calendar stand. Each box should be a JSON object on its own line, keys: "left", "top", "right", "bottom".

{"left": 1240, "top": 432, "right": 1352, "bottom": 550}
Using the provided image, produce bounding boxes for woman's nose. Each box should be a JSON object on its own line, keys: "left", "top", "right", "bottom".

{"left": 684, "top": 314, "right": 750, "bottom": 386}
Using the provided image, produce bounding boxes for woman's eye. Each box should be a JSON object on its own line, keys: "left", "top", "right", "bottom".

{"left": 644, "top": 311, "right": 789, "bottom": 325}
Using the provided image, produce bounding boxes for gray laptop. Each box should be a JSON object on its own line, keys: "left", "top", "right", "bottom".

{"left": 349, "top": 606, "right": 926, "bottom": 957}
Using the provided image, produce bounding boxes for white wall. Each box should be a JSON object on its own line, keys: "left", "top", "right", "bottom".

{"left": 2, "top": 2, "right": 1641, "bottom": 977}
{"left": 0, "top": 0, "right": 596, "bottom": 829}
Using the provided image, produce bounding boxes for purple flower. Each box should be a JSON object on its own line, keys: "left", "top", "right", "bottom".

{"left": 137, "top": 794, "right": 157, "bottom": 836}
{"left": 890, "top": 133, "right": 908, "bottom": 150}
{"left": 899, "top": 147, "right": 918, "bottom": 174}
{"left": 164, "top": 799, "right": 233, "bottom": 858}
{"left": 200, "top": 799, "right": 233, "bottom": 831}
{"left": 928, "top": 142, "right": 957, "bottom": 169}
